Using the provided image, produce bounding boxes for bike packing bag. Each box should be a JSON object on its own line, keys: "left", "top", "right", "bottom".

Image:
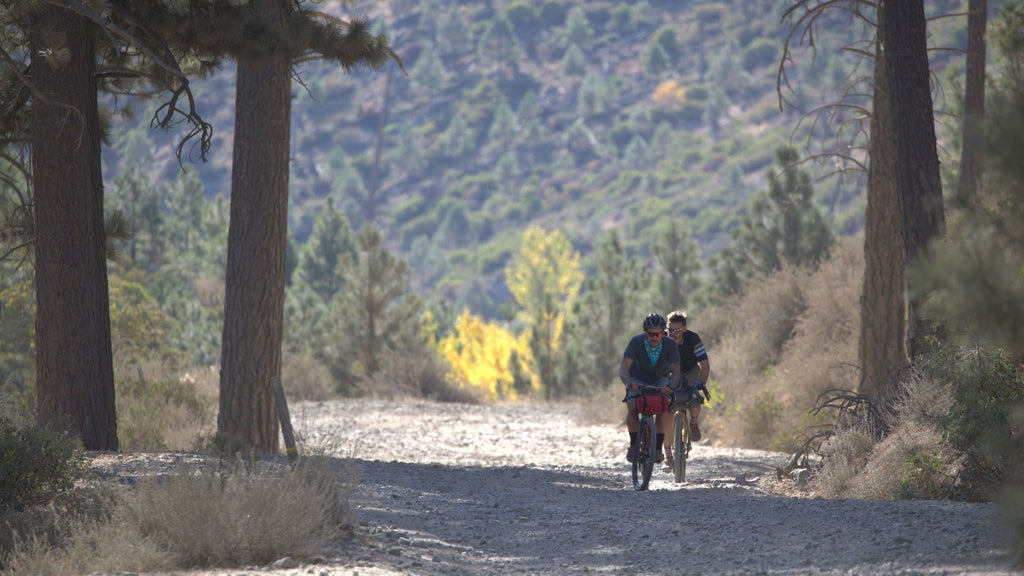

{"left": 668, "top": 387, "right": 703, "bottom": 413}
{"left": 636, "top": 393, "right": 669, "bottom": 415}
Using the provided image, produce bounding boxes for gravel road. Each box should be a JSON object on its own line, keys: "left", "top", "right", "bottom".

{"left": 273, "top": 399, "right": 1020, "bottom": 576}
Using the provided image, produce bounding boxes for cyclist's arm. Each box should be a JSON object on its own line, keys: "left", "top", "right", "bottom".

{"left": 619, "top": 357, "right": 637, "bottom": 389}
{"left": 697, "top": 358, "right": 710, "bottom": 386}
{"left": 667, "top": 362, "right": 681, "bottom": 393}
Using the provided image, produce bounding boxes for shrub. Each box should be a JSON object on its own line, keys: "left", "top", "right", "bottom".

{"left": 0, "top": 420, "right": 87, "bottom": 512}
{"left": 741, "top": 392, "right": 783, "bottom": 449}
{"left": 679, "top": 100, "right": 704, "bottom": 124}
{"left": 896, "top": 449, "right": 949, "bottom": 500}
{"left": 811, "top": 429, "right": 875, "bottom": 498}
{"left": 742, "top": 37, "right": 779, "bottom": 71}
{"left": 539, "top": 0, "right": 567, "bottom": 26}
{"left": 505, "top": 1, "right": 538, "bottom": 31}
{"left": 931, "top": 346, "right": 1024, "bottom": 501}
{"left": 4, "top": 458, "right": 353, "bottom": 574}
{"left": 116, "top": 375, "right": 211, "bottom": 452}
{"left": 651, "top": 25, "right": 679, "bottom": 58}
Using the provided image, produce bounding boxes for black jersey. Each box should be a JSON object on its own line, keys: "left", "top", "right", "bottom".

{"left": 677, "top": 330, "right": 708, "bottom": 373}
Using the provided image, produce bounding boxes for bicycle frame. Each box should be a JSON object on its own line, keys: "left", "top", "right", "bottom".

{"left": 671, "top": 408, "right": 691, "bottom": 483}
{"left": 631, "top": 384, "right": 668, "bottom": 491}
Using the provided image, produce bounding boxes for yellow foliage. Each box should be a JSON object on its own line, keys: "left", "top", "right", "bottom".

{"left": 439, "top": 310, "right": 532, "bottom": 400}
{"left": 652, "top": 79, "right": 687, "bottom": 107}
{"left": 505, "top": 227, "right": 583, "bottom": 323}
{"left": 504, "top": 227, "right": 583, "bottom": 395}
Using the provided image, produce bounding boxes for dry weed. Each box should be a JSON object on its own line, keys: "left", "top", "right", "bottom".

{"left": 362, "top": 352, "right": 480, "bottom": 403}
{"left": 575, "top": 380, "right": 629, "bottom": 426}
{"left": 2, "top": 457, "right": 354, "bottom": 574}
{"left": 281, "top": 350, "right": 335, "bottom": 402}
{"left": 810, "top": 428, "right": 876, "bottom": 498}
{"left": 813, "top": 375, "right": 956, "bottom": 500}
{"left": 701, "top": 238, "right": 864, "bottom": 448}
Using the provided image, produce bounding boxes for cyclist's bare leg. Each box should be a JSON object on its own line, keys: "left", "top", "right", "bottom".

{"left": 658, "top": 411, "right": 674, "bottom": 462}
{"left": 689, "top": 404, "right": 702, "bottom": 440}
{"left": 626, "top": 398, "right": 639, "bottom": 433}
{"left": 656, "top": 411, "right": 669, "bottom": 434}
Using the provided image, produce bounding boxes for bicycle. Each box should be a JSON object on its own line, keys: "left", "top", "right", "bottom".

{"left": 631, "top": 384, "right": 670, "bottom": 491}
{"left": 668, "top": 381, "right": 711, "bottom": 483}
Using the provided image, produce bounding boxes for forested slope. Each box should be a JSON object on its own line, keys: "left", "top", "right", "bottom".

{"left": 99, "top": 0, "right": 987, "bottom": 316}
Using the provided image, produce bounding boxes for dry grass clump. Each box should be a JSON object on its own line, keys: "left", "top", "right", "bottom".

{"left": 707, "top": 239, "right": 862, "bottom": 449}
{"left": 810, "top": 428, "right": 876, "bottom": 498}
{"left": 114, "top": 361, "right": 220, "bottom": 451}
{"left": 811, "top": 375, "right": 956, "bottom": 500}
{"left": 3, "top": 457, "right": 354, "bottom": 575}
{"left": 364, "top": 351, "right": 483, "bottom": 403}
{"left": 281, "top": 349, "right": 336, "bottom": 402}
{"left": 712, "top": 266, "right": 809, "bottom": 384}
{"left": 577, "top": 380, "right": 629, "bottom": 426}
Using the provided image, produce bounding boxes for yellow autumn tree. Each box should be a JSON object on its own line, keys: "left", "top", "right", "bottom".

{"left": 439, "top": 309, "right": 530, "bottom": 400}
{"left": 652, "top": 79, "right": 687, "bottom": 108}
{"left": 505, "top": 227, "right": 583, "bottom": 399}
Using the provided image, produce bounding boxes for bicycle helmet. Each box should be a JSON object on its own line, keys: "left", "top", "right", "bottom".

{"left": 642, "top": 313, "right": 667, "bottom": 331}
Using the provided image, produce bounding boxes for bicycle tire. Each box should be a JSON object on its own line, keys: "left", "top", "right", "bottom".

{"left": 673, "top": 411, "right": 688, "bottom": 483}
{"left": 631, "top": 424, "right": 643, "bottom": 489}
{"left": 634, "top": 415, "right": 656, "bottom": 490}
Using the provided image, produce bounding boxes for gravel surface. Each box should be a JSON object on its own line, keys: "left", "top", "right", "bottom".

{"left": 93, "top": 399, "right": 1020, "bottom": 575}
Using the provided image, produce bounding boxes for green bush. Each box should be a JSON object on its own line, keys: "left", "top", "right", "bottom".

{"left": 934, "top": 346, "right": 1024, "bottom": 501}
{"left": 679, "top": 100, "right": 705, "bottom": 124}
{"left": 742, "top": 37, "right": 779, "bottom": 71}
{"left": 896, "top": 449, "right": 948, "bottom": 500}
{"left": 651, "top": 25, "right": 680, "bottom": 58}
{"left": 539, "top": 0, "right": 567, "bottom": 26}
{"left": 505, "top": 1, "right": 538, "bottom": 30}
{"left": 686, "top": 84, "right": 711, "bottom": 102}
{"left": 0, "top": 420, "right": 88, "bottom": 512}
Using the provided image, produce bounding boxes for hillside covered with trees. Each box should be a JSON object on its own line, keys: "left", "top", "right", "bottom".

{"left": 97, "top": 0, "right": 982, "bottom": 316}
{"left": 3, "top": 1, "right": 1024, "bottom": 529}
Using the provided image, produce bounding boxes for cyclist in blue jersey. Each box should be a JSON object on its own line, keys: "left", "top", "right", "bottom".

{"left": 619, "top": 313, "right": 681, "bottom": 463}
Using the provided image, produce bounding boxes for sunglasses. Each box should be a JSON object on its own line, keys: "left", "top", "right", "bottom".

{"left": 646, "top": 331, "right": 663, "bottom": 337}
{"left": 668, "top": 328, "right": 684, "bottom": 334}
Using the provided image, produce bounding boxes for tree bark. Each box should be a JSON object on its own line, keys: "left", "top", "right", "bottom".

{"left": 881, "top": 0, "right": 946, "bottom": 361}
{"left": 218, "top": 0, "right": 291, "bottom": 452}
{"left": 30, "top": 5, "right": 117, "bottom": 450}
{"left": 858, "top": 6, "right": 908, "bottom": 400}
{"left": 957, "top": 0, "right": 987, "bottom": 206}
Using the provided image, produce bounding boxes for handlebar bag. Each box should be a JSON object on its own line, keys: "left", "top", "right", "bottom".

{"left": 637, "top": 393, "right": 669, "bottom": 415}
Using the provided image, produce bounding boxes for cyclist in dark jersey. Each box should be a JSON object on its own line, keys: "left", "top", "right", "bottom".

{"left": 619, "top": 313, "right": 681, "bottom": 463}
{"left": 663, "top": 310, "right": 711, "bottom": 465}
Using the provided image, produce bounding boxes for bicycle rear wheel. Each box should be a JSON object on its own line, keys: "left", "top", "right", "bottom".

{"left": 673, "top": 411, "right": 689, "bottom": 483}
{"left": 633, "top": 415, "right": 656, "bottom": 491}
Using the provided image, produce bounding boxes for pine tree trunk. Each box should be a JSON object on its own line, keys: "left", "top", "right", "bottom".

{"left": 858, "top": 7, "right": 908, "bottom": 400}
{"left": 218, "top": 0, "right": 290, "bottom": 452}
{"left": 881, "top": 0, "right": 946, "bottom": 361}
{"left": 30, "top": 5, "right": 118, "bottom": 450}
{"left": 957, "top": 0, "right": 987, "bottom": 205}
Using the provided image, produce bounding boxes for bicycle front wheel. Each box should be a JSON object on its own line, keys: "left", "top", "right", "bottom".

{"left": 631, "top": 426, "right": 643, "bottom": 490}
{"left": 633, "top": 415, "right": 656, "bottom": 491}
{"left": 673, "top": 411, "right": 688, "bottom": 483}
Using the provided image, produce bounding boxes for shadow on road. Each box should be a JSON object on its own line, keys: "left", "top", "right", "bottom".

{"left": 340, "top": 457, "right": 1014, "bottom": 576}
